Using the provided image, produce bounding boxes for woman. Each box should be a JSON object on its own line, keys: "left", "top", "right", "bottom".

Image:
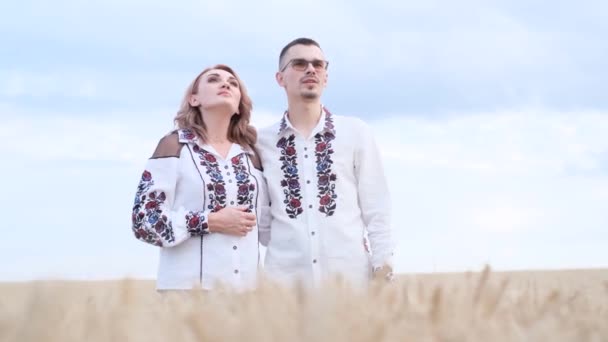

{"left": 131, "top": 64, "right": 269, "bottom": 291}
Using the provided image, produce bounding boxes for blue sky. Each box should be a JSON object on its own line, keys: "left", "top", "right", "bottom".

{"left": 1, "top": 1, "right": 607, "bottom": 280}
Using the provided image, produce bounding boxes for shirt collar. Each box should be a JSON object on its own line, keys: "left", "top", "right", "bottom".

{"left": 278, "top": 106, "right": 336, "bottom": 137}
{"left": 178, "top": 128, "right": 254, "bottom": 159}
{"left": 178, "top": 128, "right": 198, "bottom": 144}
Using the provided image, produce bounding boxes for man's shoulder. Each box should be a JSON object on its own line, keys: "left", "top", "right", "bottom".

{"left": 331, "top": 113, "right": 370, "bottom": 131}
{"left": 256, "top": 120, "right": 283, "bottom": 148}
{"left": 258, "top": 121, "right": 281, "bottom": 136}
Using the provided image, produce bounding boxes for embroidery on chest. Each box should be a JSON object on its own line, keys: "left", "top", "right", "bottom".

{"left": 314, "top": 119, "right": 338, "bottom": 217}
{"left": 276, "top": 134, "right": 304, "bottom": 219}
{"left": 193, "top": 146, "right": 227, "bottom": 212}
{"left": 275, "top": 109, "right": 339, "bottom": 218}
{"left": 231, "top": 154, "right": 256, "bottom": 211}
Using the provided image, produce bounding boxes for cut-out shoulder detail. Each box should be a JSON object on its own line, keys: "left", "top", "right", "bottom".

{"left": 151, "top": 133, "right": 183, "bottom": 159}
{"left": 248, "top": 145, "right": 263, "bottom": 171}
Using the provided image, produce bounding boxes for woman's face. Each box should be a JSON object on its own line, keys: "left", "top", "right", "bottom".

{"left": 190, "top": 68, "right": 241, "bottom": 114}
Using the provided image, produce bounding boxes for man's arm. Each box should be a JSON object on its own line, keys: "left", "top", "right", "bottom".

{"left": 353, "top": 119, "right": 395, "bottom": 279}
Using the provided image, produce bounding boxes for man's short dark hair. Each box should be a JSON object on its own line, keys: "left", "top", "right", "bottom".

{"left": 279, "top": 37, "right": 322, "bottom": 68}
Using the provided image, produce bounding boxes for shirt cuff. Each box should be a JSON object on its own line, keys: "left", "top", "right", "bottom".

{"left": 185, "top": 211, "right": 210, "bottom": 236}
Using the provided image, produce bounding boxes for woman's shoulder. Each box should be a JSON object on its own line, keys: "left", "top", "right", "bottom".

{"left": 151, "top": 131, "right": 184, "bottom": 158}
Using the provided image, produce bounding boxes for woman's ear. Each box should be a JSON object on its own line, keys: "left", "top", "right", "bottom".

{"left": 188, "top": 94, "right": 198, "bottom": 107}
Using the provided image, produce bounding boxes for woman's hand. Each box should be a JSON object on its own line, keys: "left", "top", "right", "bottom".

{"left": 208, "top": 206, "right": 257, "bottom": 237}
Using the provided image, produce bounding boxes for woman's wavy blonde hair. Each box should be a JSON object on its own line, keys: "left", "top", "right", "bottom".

{"left": 174, "top": 64, "right": 256, "bottom": 147}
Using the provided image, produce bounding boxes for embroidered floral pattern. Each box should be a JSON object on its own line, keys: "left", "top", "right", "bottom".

{"left": 179, "top": 128, "right": 196, "bottom": 141}
{"left": 276, "top": 134, "right": 303, "bottom": 219}
{"left": 275, "top": 108, "right": 339, "bottom": 218}
{"left": 231, "top": 154, "right": 256, "bottom": 211}
{"left": 132, "top": 170, "right": 175, "bottom": 246}
{"left": 314, "top": 112, "right": 338, "bottom": 216}
{"left": 193, "top": 146, "right": 227, "bottom": 212}
{"left": 279, "top": 112, "right": 288, "bottom": 133}
{"left": 186, "top": 211, "right": 209, "bottom": 235}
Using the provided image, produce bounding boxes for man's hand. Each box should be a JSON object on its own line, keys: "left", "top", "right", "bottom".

{"left": 372, "top": 265, "right": 394, "bottom": 282}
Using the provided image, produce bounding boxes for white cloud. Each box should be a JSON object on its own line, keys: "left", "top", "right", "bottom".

{"left": 0, "top": 104, "right": 280, "bottom": 165}
{"left": 0, "top": 0, "right": 584, "bottom": 76}
{"left": 0, "top": 69, "right": 196, "bottom": 104}
{"left": 0, "top": 69, "right": 106, "bottom": 99}
{"left": 373, "top": 109, "right": 608, "bottom": 271}
{"left": 469, "top": 203, "right": 544, "bottom": 233}
{"left": 3, "top": 0, "right": 606, "bottom": 117}
{"left": 373, "top": 109, "right": 608, "bottom": 177}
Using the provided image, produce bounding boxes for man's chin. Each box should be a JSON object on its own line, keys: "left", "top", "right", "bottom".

{"left": 301, "top": 91, "right": 320, "bottom": 100}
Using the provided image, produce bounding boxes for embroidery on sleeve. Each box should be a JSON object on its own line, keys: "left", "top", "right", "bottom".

{"left": 132, "top": 170, "right": 176, "bottom": 246}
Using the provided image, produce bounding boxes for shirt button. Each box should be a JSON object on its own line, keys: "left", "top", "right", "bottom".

{"left": 234, "top": 269, "right": 239, "bottom": 274}
{"left": 227, "top": 172, "right": 231, "bottom": 175}
{"left": 304, "top": 147, "right": 308, "bottom": 151}
{"left": 304, "top": 154, "right": 308, "bottom": 158}
{"left": 306, "top": 180, "right": 311, "bottom": 184}
{"left": 308, "top": 205, "right": 313, "bottom": 209}
{"left": 230, "top": 201, "right": 235, "bottom": 205}
{"left": 229, "top": 179, "right": 233, "bottom": 183}
{"left": 224, "top": 165, "right": 229, "bottom": 169}
{"left": 311, "top": 231, "right": 315, "bottom": 236}
{"left": 313, "top": 259, "right": 317, "bottom": 264}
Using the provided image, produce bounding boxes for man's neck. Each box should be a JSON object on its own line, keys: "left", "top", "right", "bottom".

{"left": 286, "top": 101, "right": 322, "bottom": 138}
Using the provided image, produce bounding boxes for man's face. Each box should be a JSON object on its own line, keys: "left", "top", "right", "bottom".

{"left": 276, "top": 44, "right": 328, "bottom": 101}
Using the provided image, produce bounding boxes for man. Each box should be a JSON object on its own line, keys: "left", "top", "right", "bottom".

{"left": 257, "top": 38, "right": 394, "bottom": 288}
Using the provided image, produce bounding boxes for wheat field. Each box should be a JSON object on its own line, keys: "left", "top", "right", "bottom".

{"left": 1, "top": 267, "right": 607, "bottom": 342}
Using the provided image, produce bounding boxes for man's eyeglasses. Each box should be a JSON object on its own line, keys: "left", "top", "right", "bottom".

{"left": 280, "top": 58, "right": 329, "bottom": 72}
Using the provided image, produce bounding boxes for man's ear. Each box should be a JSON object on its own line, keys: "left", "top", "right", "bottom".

{"left": 275, "top": 71, "right": 284, "bottom": 87}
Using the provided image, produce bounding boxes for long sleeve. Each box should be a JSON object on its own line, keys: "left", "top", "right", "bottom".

{"left": 354, "top": 119, "right": 394, "bottom": 269}
{"left": 257, "top": 174, "right": 272, "bottom": 247}
{"left": 131, "top": 135, "right": 210, "bottom": 247}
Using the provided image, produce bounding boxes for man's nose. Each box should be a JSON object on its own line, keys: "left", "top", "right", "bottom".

{"left": 304, "top": 62, "right": 316, "bottom": 74}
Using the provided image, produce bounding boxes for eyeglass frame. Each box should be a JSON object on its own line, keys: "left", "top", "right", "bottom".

{"left": 279, "top": 58, "right": 330, "bottom": 72}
